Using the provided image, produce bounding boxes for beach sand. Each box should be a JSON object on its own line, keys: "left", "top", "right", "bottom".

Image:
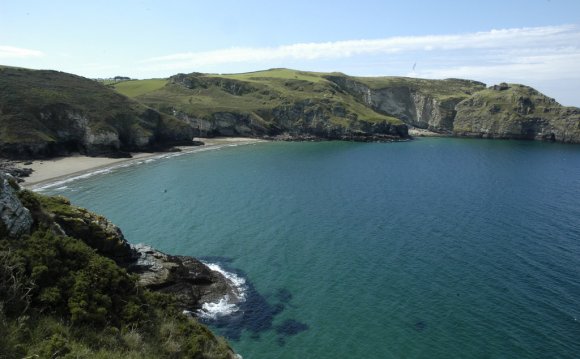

{"left": 17, "top": 137, "right": 265, "bottom": 190}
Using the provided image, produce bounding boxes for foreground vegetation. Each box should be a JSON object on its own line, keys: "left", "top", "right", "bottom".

{"left": 0, "top": 185, "right": 234, "bottom": 358}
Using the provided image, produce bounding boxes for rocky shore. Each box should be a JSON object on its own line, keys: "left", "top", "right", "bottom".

{"left": 130, "top": 244, "right": 239, "bottom": 312}
{"left": 0, "top": 171, "right": 239, "bottom": 314}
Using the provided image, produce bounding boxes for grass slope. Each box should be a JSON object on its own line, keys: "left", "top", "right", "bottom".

{"left": 112, "top": 79, "right": 168, "bottom": 98}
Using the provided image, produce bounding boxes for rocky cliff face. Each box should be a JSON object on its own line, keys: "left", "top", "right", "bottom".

{"left": 176, "top": 111, "right": 269, "bottom": 138}
{"left": 165, "top": 72, "right": 409, "bottom": 140}
{"left": 0, "top": 173, "right": 32, "bottom": 238}
{"left": 324, "top": 75, "right": 484, "bottom": 132}
{"left": 453, "top": 84, "right": 580, "bottom": 143}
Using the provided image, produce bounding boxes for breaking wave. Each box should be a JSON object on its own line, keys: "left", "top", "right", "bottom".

{"left": 197, "top": 262, "right": 248, "bottom": 320}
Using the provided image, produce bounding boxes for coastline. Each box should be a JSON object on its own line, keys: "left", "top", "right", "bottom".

{"left": 17, "top": 137, "right": 266, "bottom": 190}
{"left": 408, "top": 128, "right": 450, "bottom": 137}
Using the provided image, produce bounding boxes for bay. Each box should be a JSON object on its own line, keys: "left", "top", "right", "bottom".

{"left": 43, "top": 138, "right": 580, "bottom": 358}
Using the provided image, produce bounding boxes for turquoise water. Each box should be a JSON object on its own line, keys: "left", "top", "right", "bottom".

{"left": 43, "top": 138, "right": 580, "bottom": 358}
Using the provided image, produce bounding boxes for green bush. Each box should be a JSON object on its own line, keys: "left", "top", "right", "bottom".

{"left": 1, "top": 189, "right": 235, "bottom": 358}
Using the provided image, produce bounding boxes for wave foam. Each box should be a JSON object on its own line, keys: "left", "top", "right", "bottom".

{"left": 197, "top": 262, "right": 248, "bottom": 320}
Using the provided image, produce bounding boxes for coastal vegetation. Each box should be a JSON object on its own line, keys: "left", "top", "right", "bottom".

{"left": 0, "top": 178, "right": 235, "bottom": 358}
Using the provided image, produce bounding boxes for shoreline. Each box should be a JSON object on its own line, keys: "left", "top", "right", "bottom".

{"left": 17, "top": 137, "right": 266, "bottom": 190}
{"left": 408, "top": 128, "right": 450, "bottom": 137}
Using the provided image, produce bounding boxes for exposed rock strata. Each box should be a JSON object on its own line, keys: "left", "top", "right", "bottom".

{"left": 0, "top": 173, "right": 33, "bottom": 237}
{"left": 453, "top": 84, "right": 580, "bottom": 143}
{"left": 323, "top": 75, "right": 485, "bottom": 133}
{"left": 168, "top": 73, "right": 409, "bottom": 140}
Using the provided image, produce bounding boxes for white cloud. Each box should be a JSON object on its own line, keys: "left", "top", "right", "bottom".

{"left": 140, "top": 25, "right": 580, "bottom": 71}
{"left": 417, "top": 51, "right": 580, "bottom": 81}
{"left": 0, "top": 46, "right": 44, "bottom": 59}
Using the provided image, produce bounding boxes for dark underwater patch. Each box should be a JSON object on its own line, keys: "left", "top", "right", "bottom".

{"left": 198, "top": 257, "right": 308, "bottom": 342}
{"left": 274, "top": 319, "right": 309, "bottom": 346}
{"left": 414, "top": 320, "right": 427, "bottom": 332}
{"left": 275, "top": 288, "right": 293, "bottom": 303}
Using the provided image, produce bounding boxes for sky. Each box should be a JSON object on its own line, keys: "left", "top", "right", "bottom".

{"left": 1, "top": 0, "right": 579, "bottom": 106}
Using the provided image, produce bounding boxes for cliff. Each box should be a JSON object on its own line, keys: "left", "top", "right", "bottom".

{"left": 323, "top": 74, "right": 486, "bottom": 132}
{"left": 0, "top": 172, "right": 237, "bottom": 358}
{"left": 453, "top": 83, "right": 580, "bottom": 143}
{"left": 118, "top": 69, "right": 408, "bottom": 141}
{"left": 0, "top": 66, "right": 195, "bottom": 159}
{"left": 115, "top": 68, "right": 579, "bottom": 144}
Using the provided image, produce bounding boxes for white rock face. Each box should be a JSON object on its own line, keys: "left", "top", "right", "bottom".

{"left": 83, "top": 127, "right": 121, "bottom": 149}
{"left": 0, "top": 173, "right": 33, "bottom": 237}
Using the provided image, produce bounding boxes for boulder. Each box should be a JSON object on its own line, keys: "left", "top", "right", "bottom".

{"left": 130, "top": 244, "right": 237, "bottom": 311}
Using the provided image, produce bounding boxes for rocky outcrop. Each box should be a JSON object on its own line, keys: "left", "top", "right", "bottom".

{"left": 0, "top": 172, "right": 33, "bottom": 238}
{"left": 130, "top": 244, "right": 236, "bottom": 311}
{"left": 10, "top": 189, "right": 237, "bottom": 312}
{"left": 270, "top": 99, "right": 408, "bottom": 139}
{"left": 453, "top": 84, "right": 580, "bottom": 143}
{"left": 177, "top": 111, "right": 269, "bottom": 138}
{"left": 324, "top": 75, "right": 485, "bottom": 133}
{"left": 36, "top": 195, "right": 137, "bottom": 264}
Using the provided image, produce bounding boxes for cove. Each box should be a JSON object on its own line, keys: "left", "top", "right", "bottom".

{"left": 43, "top": 138, "right": 580, "bottom": 359}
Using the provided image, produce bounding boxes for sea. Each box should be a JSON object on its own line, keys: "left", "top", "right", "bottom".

{"left": 39, "top": 138, "right": 580, "bottom": 359}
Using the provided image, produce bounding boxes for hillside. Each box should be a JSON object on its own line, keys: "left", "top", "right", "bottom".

{"left": 0, "top": 172, "right": 237, "bottom": 358}
{"left": 113, "top": 68, "right": 580, "bottom": 144}
{"left": 453, "top": 83, "right": 580, "bottom": 142}
{"left": 114, "top": 68, "right": 409, "bottom": 141}
{"left": 0, "top": 67, "right": 195, "bottom": 159}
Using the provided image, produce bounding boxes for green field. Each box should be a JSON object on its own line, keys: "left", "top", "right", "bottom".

{"left": 208, "top": 68, "right": 330, "bottom": 83}
{"left": 112, "top": 79, "right": 168, "bottom": 98}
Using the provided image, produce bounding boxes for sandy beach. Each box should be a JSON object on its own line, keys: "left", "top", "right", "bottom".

{"left": 17, "top": 137, "right": 266, "bottom": 190}
{"left": 408, "top": 128, "right": 450, "bottom": 137}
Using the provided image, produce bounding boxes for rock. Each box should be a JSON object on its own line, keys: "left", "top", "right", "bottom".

{"left": 44, "top": 196, "right": 137, "bottom": 264}
{"left": 129, "top": 244, "right": 236, "bottom": 311}
{"left": 0, "top": 172, "right": 33, "bottom": 237}
{"left": 324, "top": 75, "right": 484, "bottom": 133}
{"left": 453, "top": 84, "right": 580, "bottom": 143}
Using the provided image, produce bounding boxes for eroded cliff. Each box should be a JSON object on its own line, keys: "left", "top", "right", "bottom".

{"left": 453, "top": 83, "right": 580, "bottom": 143}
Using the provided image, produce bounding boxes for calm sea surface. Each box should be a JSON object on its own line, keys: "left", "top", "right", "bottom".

{"left": 43, "top": 138, "right": 580, "bottom": 358}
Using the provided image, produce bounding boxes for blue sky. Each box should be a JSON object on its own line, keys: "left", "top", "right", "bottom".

{"left": 1, "top": 0, "right": 579, "bottom": 106}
